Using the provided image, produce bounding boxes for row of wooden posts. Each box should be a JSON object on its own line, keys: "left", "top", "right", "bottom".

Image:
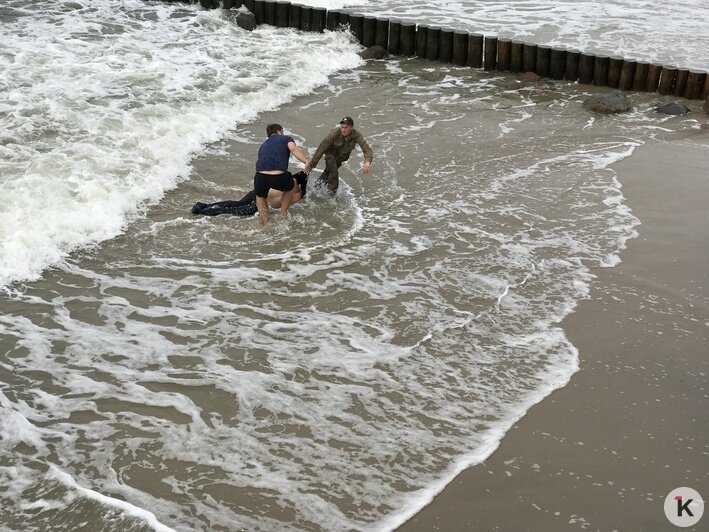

{"left": 200, "top": 0, "right": 709, "bottom": 101}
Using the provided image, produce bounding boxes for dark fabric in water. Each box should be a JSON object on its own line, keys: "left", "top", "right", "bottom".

{"left": 191, "top": 190, "right": 258, "bottom": 217}
{"left": 190, "top": 172, "right": 307, "bottom": 217}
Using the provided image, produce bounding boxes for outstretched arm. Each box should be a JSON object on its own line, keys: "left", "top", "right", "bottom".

{"left": 356, "top": 133, "right": 374, "bottom": 174}
{"left": 288, "top": 141, "right": 310, "bottom": 168}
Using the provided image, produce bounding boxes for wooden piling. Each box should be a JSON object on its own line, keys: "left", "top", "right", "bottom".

{"left": 535, "top": 45, "right": 551, "bottom": 77}
{"left": 618, "top": 59, "right": 636, "bottom": 90}
{"left": 593, "top": 55, "right": 609, "bottom": 86}
{"left": 416, "top": 25, "right": 428, "bottom": 58}
{"left": 565, "top": 50, "right": 580, "bottom": 81}
{"left": 244, "top": 0, "right": 255, "bottom": 12}
{"left": 349, "top": 14, "right": 364, "bottom": 43}
{"left": 510, "top": 41, "right": 524, "bottom": 73}
{"left": 607, "top": 56, "right": 623, "bottom": 88}
{"left": 645, "top": 64, "right": 662, "bottom": 92}
{"left": 673, "top": 69, "right": 689, "bottom": 97}
{"left": 275, "top": 1, "right": 289, "bottom": 27}
{"left": 199, "top": 0, "right": 210, "bottom": 9}
{"left": 452, "top": 31, "right": 468, "bottom": 66}
{"left": 288, "top": 3, "right": 300, "bottom": 29}
{"left": 497, "top": 38, "right": 511, "bottom": 71}
{"left": 632, "top": 61, "right": 649, "bottom": 91}
{"left": 311, "top": 7, "right": 326, "bottom": 32}
{"left": 484, "top": 36, "right": 498, "bottom": 71}
{"left": 684, "top": 70, "right": 706, "bottom": 100}
{"left": 325, "top": 9, "right": 339, "bottom": 31}
{"left": 467, "top": 33, "right": 483, "bottom": 68}
{"left": 263, "top": 0, "right": 276, "bottom": 25}
{"left": 388, "top": 20, "right": 402, "bottom": 55}
{"left": 522, "top": 43, "right": 537, "bottom": 73}
{"left": 300, "top": 6, "right": 312, "bottom": 32}
{"left": 550, "top": 47, "right": 566, "bottom": 80}
{"left": 704, "top": 72, "right": 709, "bottom": 100}
{"left": 254, "top": 0, "right": 265, "bottom": 24}
{"left": 658, "top": 66, "right": 677, "bottom": 95}
{"left": 400, "top": 22, "right": 416, "bottom": 56}
{"left": 223, "top": 0, "right": 235, "bottom": 9}
{"left": 375, "top": 18, "right": 390, "bottom": 49}
{"left": 426, "top": 26, "right": 440, "bottom": 61}
{"left": 338, "top": 11, "right": 349, "bottom": 27}
{"left": 578, "top": 53, "right": 594, "bottom": 84}
{"left": 439, "top": 29, "right": 454, "bottom": 63}
{"left": 363, "top": 16, "right": 376, "bottom": 47}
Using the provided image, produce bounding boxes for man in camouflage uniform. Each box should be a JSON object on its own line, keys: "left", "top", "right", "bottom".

{"left": 304, "top": 116, "right": 373, "bottom": 195}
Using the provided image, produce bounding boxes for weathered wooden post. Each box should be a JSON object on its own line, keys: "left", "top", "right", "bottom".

{"left": 535, "top": 45, "right": 551, "bottom": 77}
{"left": 300, "top": 6, "right": 312, "bottom": 31}
{"left": 439, "top": 29, "right": 454, "bottom": 63}
{"left": 550, "top": 47, "right": 566, "bottom": 79}
{"left": 311, "top": 7, "right": 326, "bottom": 32}
{"left": 632, "top": 61, "right": 649, "bottom": 91}
{"left": 484, "top": 36, "right": 498, "bottom": 71}
{"left": 704, "top": 72, "right": 709, "bottom": 100}
{"left": 254, "top": 0, "right": 265, "bottom": 24}
{"left": 618, "top": 59, "right": 636, "bottom": 90}
{"left": 325, "top": 9, "right": 339, "bottom": 30}
{"left": 593, "top": 55, "right": 609, "bottom": 86}
{"left": 578, "top": 53, "right": 594, "bottom": 84}
{"left": 375, "top": 18, "right": 389, "bottom": 49}
{"left": 223, "top": 0, "right": 235, "bottom": 9}
{"left": 263, "top": 0, "right": 276, "bottom": 25}
{"left": 684, "top": 70, "right": 706, "bottom": 100}
{"left": 389, "top": 20, "right": 402, "bottom": 55}
{"left": 349, "top": 14, "right": 364, "bottom": 43}
{"left": 199, "top": 0, "right": 210, "bottom": 9}
{"left": 288, "top": 3, "right": 300, "bottom": 29}
{"left": 497, "top": 38, "right": 511, "bottom": 71}
{"left": 275, "top": 1, "right": 289, "bottom": 27}
{"left": 400, "top": 23, "right": 416, "bottom": 56}
{"left": 416, "top": 25, "right": 428, "bottom": 57}
{"left": 565, "top": 50, "right": 580, "bottom": 81}
{"left": 338, "top": 11, "right": 349, "bottom": 27}
{"left": 646, "top": 63, "right": 662, "bottom": 92}
{"left": 522, "top": 44, "right": 537, "bottom": 73}
{"left": 425, "top": 26, "right": 440, "bottom": 61}
{"left": 673, "top": 69, "right": 689, "bottom": 97}
{"left": 658, "top": 65, "right": 677, "bottom": 95}
{"left": 607, "top": 56, "right": 623, "bottom": 88}
{"left": 452, "top": 31, "right": 468, "bottom": 66}
{"left": 510, "top": 41, "right": 524, "bottom": 73}
{"left": 244, "top": 0, "right": 255, "bottom": 12}
{"left": 362, "top": 16, "right": 376, "bottom": 47}
{"left": 467, "top": 33, "right": 483, "bottom": 68}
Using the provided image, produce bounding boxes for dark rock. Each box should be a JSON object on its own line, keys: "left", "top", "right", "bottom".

{"left": 518, "top": 72, "right": 541, "bottom": 83}
{"left": 359, "top": 46, "right": 388, "bottom": 60}
{"left": 583, "top": 90, "right": 632, "bottom": 114}
{"left": 421, "top": 71, "right": 445, "bottom": 82}
{"left": 225, "top": 9, "right": 257, "bottom": 31}
{"left": 654, "top": 103, "right": 691, "bottom": 115}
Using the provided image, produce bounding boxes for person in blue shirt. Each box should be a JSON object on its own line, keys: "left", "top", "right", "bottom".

{"left": 254, "top": 123, "right": 310, "bottom": 225}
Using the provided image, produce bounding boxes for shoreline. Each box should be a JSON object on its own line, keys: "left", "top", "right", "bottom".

{"left": 399, "top": 134, "right": 709, "bottom": 530}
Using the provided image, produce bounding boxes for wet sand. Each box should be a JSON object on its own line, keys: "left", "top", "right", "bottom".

{"left": 400, "top": 134, "right": 709, "bottom": 530}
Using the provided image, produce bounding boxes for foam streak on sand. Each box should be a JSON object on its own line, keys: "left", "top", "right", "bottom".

{"left": 48, "top": 466, "right": 176, "bottom": 532}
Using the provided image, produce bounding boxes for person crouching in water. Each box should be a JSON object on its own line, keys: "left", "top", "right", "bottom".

{"left": 254, "top": 123, "right": 310, "bottom": 225}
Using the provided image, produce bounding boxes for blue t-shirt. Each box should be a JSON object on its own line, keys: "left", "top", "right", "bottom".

{"left": 255, "top": 134, "right": 294, "bottom": 172}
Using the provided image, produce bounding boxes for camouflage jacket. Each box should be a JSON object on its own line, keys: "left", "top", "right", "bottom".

{"left": 310, "top": 127, "right": 374, "bottom": 167}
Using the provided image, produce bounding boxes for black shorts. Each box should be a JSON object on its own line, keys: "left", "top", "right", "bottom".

{"left": 254, "top": 171, "right": 294, "bottom": 198}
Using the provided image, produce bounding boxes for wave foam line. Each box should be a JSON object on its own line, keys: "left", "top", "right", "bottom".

{"left": 48, "top": 465, "right": 176, "bottom": 532}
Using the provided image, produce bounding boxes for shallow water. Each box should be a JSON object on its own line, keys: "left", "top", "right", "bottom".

{"left": 1, "top": 0, "right": 709, "bottom": 530}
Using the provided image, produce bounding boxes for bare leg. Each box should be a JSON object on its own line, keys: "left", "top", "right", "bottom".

{"left": 256, "top": 195, "right": 269, "bottom": 225}
{"left": 278, "top": 179, "right": 297, "bottom": 219}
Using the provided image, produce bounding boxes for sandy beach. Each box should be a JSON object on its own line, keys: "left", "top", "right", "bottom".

{"left": 400, "top": 134, "right": 709, "bottom": 530}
